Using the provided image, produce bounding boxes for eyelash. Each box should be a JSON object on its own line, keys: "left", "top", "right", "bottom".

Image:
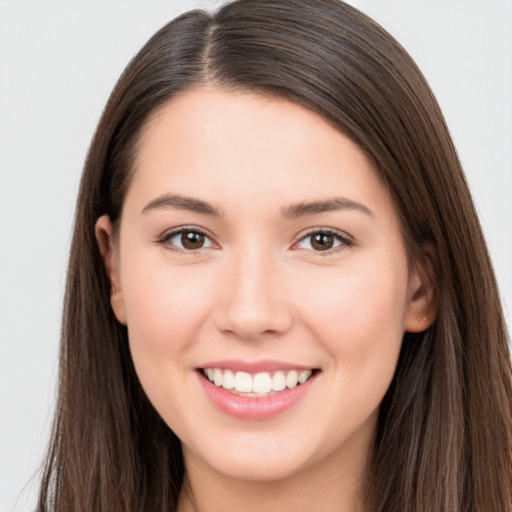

{"left": 157, "top": 226, "right": 355, "bottom": 255}
{"left": 157, "top": 226, "right": 215, "bottom": 255}
{"left": 294, "top": 228, "right": 355, "bottom": 256}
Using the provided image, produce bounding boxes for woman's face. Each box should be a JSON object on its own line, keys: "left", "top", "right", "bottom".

{"left": 97, "top": 88, "right": 432, "bottom": 484}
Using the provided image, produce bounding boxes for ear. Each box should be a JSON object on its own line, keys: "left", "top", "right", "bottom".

{"left": 95, "top": 215, "right": 127, "bottom": 325}
{"left": 404, "top": 244, "right": 438, "bottom": 333}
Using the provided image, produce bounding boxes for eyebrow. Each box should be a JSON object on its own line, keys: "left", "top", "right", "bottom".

{"left": 281, "top": 197, "right": 373, "bottom": 218}
{"left": 141, "top": 194, "right": 373, "bottom": 218}
{"left": 142, "top": 194, "right": 223, "bottom": 216}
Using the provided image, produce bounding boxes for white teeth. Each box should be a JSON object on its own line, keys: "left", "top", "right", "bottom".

{"left": 298, "top": 370, "right": 312, "bottom": 384}
{"left": 213, "top": 368, "right": 223, "bottom": 387}
{"left": 253, "top": 372, "right": 272, "bottom": 393}
{"left": 286, "top": 370, "right": 299, "bottom": 389}
{"left": 223, "top": 369, "right": 235, "bottom": 389}
{"left": 235, "top": 371, "right": 253, "bottom": 393}
{"left": 271, "top": 371, "right": 286, "bottom": 391}
{"left": 203, "top": 367, "right": 314, "bottom": 394}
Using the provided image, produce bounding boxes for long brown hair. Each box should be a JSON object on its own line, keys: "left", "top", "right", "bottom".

{"left": 38, "top": 1, "right": 512, "bottom": 511}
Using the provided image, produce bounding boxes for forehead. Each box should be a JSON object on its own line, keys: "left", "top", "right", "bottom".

{"left": 127, "top": 87, "right": 391, "bottom": 217}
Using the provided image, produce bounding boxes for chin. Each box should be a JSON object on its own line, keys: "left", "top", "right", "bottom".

{"left": 209, "top": 454, "right": 308, "bottom": 483}
{"left": 183, "top": 432, "right": 315, "bottom": 483}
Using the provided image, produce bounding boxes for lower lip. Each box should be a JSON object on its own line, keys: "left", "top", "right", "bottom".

{"left": 197, "top": 371, "right": 318, "bottom": 421}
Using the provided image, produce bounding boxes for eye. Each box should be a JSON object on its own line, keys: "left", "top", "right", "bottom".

{"left": 295, "top": 229, "right": 353, "bottom": 252}
{"left": 159, "top": 228, "right": 216, "bottom": 251}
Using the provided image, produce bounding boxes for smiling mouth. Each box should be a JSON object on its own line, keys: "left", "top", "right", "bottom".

{"left": 200, "top": 368, "right": 319, "bottom": 397}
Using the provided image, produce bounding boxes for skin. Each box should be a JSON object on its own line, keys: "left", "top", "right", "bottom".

{"left": 96, "top": 87, "right": 435, "bottom": 512}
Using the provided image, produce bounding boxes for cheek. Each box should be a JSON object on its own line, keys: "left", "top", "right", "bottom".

{"left": 119, "top": 255, "right": 218, "bottom": 364}
{"left": 292, "top": 257, "right": 409, "bottom": 366}
{"left": 119, "top": 260, "right": 221, "bottom": 424}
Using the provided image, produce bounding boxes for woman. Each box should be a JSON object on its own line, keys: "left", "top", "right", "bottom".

{"left": 37, "top": 0, "right": 512, "bottom": 511}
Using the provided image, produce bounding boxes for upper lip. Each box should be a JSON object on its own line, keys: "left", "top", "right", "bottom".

{"left": 198, "top": 359, "right": 317, "bottom": 373}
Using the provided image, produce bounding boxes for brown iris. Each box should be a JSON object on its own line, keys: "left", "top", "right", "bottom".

{"left": 311, "top": 233, "right": 335, "bottom": 251}
{"left": 181, "top": 231, "right": 205, "bottom": 250}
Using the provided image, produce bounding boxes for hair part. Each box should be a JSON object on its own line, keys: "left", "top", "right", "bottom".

{"left": 38, "top": 1, "right": 512, "bottom": 511}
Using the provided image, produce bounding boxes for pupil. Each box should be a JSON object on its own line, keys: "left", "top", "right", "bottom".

{"left": 312, "top": 233, "right": 333, "bottom": 250}
{"left": 182, "top": 231, "right": 204, "bottom": 249}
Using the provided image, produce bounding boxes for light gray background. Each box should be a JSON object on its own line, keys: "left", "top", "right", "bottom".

{"left": 1, "top": 1, "right": 511, "bottom": 511}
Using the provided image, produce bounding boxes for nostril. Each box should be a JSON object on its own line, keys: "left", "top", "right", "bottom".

{"left": 214, "top": 301, "right": 293, "bottom": 341}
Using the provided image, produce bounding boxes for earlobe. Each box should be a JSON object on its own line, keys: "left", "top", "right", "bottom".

{"left": 404, "top": 249, "right": 438, "bottom": 333}
{"left": 94, "top": 215, "right": 127, "bottom": 325}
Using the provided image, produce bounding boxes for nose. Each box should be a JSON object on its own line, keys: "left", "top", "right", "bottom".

{"left": 214, "top": 245, "right": 293, "bottom": 341}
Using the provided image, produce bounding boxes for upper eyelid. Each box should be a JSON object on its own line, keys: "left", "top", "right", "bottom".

{"left": 159, "top": 226, "right": 353, "bottom": 240}
{"left": 160, "top": 225, "right": 213, "bottom": 240}
{"left": 294, "top": 227, "right": 354, "bottom": 244}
